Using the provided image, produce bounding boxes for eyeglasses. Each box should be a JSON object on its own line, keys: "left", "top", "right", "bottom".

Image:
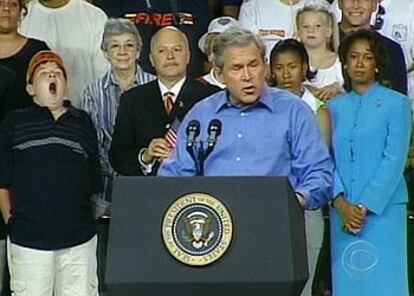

{"left": 108, "top": 42, "right": 138, "bottom": 53}
{"left": 374, "top": 5, "right": 385, "bottom": 31}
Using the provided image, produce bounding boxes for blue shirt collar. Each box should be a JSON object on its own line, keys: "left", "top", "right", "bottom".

{"left": 214, "top": 86, "right": 275, "bottom": 114}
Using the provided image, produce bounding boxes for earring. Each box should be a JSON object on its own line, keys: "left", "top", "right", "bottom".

{"left": 375, "top": 68, "right": 379, "bottom": 73}
{"left": 343, "top": 65, "right": 347, "bottom": 69}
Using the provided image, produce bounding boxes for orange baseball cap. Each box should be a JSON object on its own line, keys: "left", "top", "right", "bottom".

{"left": 27, "top": 51, "right": 67, "bottom": 84}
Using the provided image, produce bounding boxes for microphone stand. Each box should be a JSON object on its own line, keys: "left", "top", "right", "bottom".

{"left": 196, "top": 142, "right": 205, "bottom": 176}
{"left": 186, "top": 144, "right": 197, "bottom": 165}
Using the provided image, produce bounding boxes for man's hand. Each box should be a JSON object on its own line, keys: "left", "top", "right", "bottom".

{"left": 142, "top": 138, "right": 172, "bottom": 164}
{"left": 0, "top": 189, "right": 11, "bottom": 224}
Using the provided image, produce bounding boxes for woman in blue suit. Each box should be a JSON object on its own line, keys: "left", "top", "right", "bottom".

{"left": 328, "top": 29, "right": 411, "bottom": 296}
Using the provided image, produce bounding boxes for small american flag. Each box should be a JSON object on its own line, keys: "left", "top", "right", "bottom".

{"left": 165, "top": 118, "right": 181, "bottom": 148}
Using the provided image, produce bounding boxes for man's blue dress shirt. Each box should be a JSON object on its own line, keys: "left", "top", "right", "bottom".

{"left": 158, "top": 87, "right": 333, "bottom": 210}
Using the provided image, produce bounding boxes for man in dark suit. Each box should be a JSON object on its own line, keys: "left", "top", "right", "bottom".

{"left": 110, "top": 26, "right": 219, "bottom": 176}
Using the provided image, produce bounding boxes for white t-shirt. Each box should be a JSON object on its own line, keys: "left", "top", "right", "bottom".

{"left": 200, "top": 69, "right": 226, "bottom": 89}
{"left": 20, "top": 0, "right": 110, "bottom": 107}
{"left": 238, "top": 0, "right": 332, "bottom": 59}
{"left": 332, "top": 0, "right": 414, "bottom": 68}
{"left": 301, "top": 86, "right": 321, "bottom": 113}
{"left": 379, "top": 0, "right": 414, "bottom": 69}
{"left": 305, "top": 57, "right": 344, "bottom": 89}
{"left": 376, "top": 0, "right": 414, "bottom": 108}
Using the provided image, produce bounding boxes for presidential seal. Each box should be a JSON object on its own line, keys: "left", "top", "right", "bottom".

{"left": 162, "top": 192, "right": 233, "bottom": 266}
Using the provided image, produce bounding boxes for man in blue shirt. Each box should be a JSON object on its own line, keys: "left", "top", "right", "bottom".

{"left": 158, "top": 29, "right": 333, "bottom": 210}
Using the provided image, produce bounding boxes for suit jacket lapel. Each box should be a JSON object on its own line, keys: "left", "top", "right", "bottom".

{"left": 147, "top": 80, "right": 168, "bottom": 120}
{"left": 171, "top": 78, "right": 190, "bottom": 120}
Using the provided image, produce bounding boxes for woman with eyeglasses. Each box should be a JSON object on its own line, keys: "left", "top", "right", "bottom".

{"left": 328, "top": 29, "right": 410, "bottom": 296}
{"left": 81, "top": 19, "right": 155, "bottom": 289}
{"left": 82, "top": 18, "right": 155, "bottom": 219}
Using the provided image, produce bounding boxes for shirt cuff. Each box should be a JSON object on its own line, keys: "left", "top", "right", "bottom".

{"left": 138, "top": 148, "right": 155, "bottom": 175}
{"left": 296, "top": 189, "right": 318, "bottom": 210}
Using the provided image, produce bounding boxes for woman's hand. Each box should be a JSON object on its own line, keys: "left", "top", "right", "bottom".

{"left": 308, "top": 83, "right": 344, "bottom": 102}
{"left": 333, "top": 195, "right": 367, "bottom": 234}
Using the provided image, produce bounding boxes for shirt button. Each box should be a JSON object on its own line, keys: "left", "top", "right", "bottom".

{"left": 241, "top": 112, "right": 245, "bottom": 117}
{"left": 237, "top": 133, "right": 243, "bottom": 139}
{"left": 236, "top": 157, "right": 241, "bottom": 162}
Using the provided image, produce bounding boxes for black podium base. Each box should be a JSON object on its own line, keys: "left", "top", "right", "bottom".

{"left": 107, "top": 282, "right": 306, "bottom": 296}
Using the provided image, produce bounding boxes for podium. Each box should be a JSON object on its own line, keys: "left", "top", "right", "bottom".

{"left": 106, "top": 176, "right": 308, "bottom": 296}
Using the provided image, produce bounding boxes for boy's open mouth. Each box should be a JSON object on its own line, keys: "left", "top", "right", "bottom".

{"left": 49, "top": 82, "right": 57, "bottom": 95}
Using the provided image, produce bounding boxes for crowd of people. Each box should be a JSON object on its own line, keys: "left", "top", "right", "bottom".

{"left": 0, "top": 0, "right": 413, "bottom": 296}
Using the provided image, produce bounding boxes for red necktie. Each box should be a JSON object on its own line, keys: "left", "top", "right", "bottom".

{"left": 164, "top": 92, "right": 174, "bottom": 115}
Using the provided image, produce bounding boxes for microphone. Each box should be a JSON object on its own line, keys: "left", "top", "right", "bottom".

{"left": 186, "top": 119, "right": 200, "bottom": 150}
{"left": 186, "top": 119, "right": 201, "bottom": 174}
{"left": 205, "top": 119, "right": 222, "bottom": 157}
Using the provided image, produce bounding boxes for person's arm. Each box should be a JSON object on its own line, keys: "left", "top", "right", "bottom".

{"left": 141, "top": 138, "right": 171, "bottom": 164}
{"left": 83, "top": 113, "right": 104, "bottom": 196}
{"left": 326, "top": 99, "right": 346, "bottom": 198}
{"left": 290, "top": 103, "right": 333, "bottom": 210}
{"left": 109, "top": 92, "right": 143, "bottom": 176}
{"left": 223, "top": 5, "right": 240, "bottom": 18}
{"left": 82, "top": 84, "right": 105, "bottom": 158}
{"left": 332, "top": 194, "right": 366, "bottom": 233}
{"left": 220, "top": 0, "right": 242, "bottom": 18}
{"left": 91, "top": 9, "right": 110, "bottom": 79}
{"left": 0, "top": 189, "right": 11, "bottom": 224}
{"left": 0, "top": 68, "right": 17, "bottom": 125}
{"left": 309, "top": 82, "right": 344, "bottom": 102}
{"left": 238, "top": 0, "right": 259, "bottom": 33}
{"left": 316, "top": 106, "right": 331, "bottom": 147}
{"left": 326, "top": 99, "right": 366, "bottom": 232}
{"left": 388, "top": 40, "right": 408, "bottom": 95}
{"left": 0, "top": 115, "right": 13, "bottom": 224}
{"left": 358, "top": 96, "right": 412, "bottom": 215}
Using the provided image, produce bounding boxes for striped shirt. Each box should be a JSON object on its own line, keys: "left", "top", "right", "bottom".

{"left": 81, "top": 67, "right": 155, "bottom": 211}
{"left": 0, "top": 103, "right": 102, "bottom": 250}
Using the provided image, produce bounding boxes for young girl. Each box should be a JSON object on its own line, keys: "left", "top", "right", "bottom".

{"left": 296, "top": 5, "right": 343, "bottom": 101}
{"left": 270, "top": 38, "right": 330, "bottom": 145}
{"left": 269, "top": 38, "right": 330, "bottom": 296}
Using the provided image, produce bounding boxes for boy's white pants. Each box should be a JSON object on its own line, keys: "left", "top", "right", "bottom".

{"left": 7, "top": 235, "right": 98, "bottom": 296}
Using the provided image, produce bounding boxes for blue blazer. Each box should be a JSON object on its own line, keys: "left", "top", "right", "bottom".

{"left": 328, "top": 83, "right": 411, "bottom": 215}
